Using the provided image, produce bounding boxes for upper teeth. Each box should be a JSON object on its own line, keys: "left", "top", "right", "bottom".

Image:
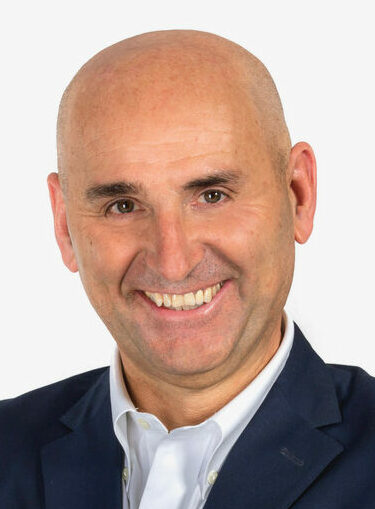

{"left": 144, "top": 282, "right": 223, "bottom": 310}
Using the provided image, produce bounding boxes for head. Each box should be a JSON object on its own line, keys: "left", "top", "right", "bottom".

{"left": 48, "top": 30, "right": 316, "bottom": 389}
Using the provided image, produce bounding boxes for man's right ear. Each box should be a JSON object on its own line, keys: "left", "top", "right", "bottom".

{"left": 47, "top": 172, "right": 78, "bottom": 273}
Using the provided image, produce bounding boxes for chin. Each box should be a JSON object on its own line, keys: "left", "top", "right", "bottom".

{"left": 138, "top": 331, "right": 238, "bottom": 380}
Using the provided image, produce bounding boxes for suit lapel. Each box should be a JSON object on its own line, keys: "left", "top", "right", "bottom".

{"left": 41, "top": 370, "right": 123, "bottom": 509}
{"left": 205, "top": 324, "right": 344, "bottom": 509}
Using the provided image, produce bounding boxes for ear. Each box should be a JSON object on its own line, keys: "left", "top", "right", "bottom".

{"left": 47, "top": 172, "right": 78, "bottom": 272}
{"left": 287, "top": 142, "right": 317, "bottom": 244}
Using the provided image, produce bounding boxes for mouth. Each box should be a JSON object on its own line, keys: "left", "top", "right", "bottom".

{"left": 141, "top": 281, "right": 225, "bottom": 311}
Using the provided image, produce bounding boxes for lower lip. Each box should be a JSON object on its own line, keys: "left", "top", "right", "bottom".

{"left": 137, "top": 280, "right": 231, "bottom": 321}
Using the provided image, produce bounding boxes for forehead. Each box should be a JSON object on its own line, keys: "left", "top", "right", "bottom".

{"left": 64, "top": 65, "right": 269, "bottom": 190}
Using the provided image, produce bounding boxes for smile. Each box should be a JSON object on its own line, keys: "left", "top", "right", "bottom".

{"left": 143, "top": 282, "right": 224, "bottom": 311}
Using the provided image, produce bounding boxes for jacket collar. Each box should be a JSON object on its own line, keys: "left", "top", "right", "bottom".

{"left": 274, "top": 323, "right": 342, "bottom": 427}
{"left": 41, "top": 369, "right": 123, "bottom": 509}
{"left": 204, "top": 323, "right": 343, "bottom": 509}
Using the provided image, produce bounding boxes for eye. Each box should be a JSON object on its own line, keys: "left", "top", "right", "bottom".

{"left": 107, "top": 199, "right": 137, "bottom": 215}
{"left": 198, "top": 190, "right": 228, "bottom": 204}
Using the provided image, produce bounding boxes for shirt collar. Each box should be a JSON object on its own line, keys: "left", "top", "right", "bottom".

{"left": 110, "top": 346, "right": 136, "bottom": 423}
{"left": 109, "top": 345, "right": 137, "bottom": 475}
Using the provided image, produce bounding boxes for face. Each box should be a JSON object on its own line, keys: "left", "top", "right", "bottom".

{"left": 50, "top": 76, "right": 299, "bottom": 387}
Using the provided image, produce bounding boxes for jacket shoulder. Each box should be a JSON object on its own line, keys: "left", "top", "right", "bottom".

{"left": 325, "top": 362, "right": 375, "bottom": 442}
{"left": 0, "top": 368, "right": 109, "bottom": 506}
{"left": 0, "top": 367, "right": 108, "bottom": 451}
{"left": 327, "top": 362, "right": 375, "bottom": 404}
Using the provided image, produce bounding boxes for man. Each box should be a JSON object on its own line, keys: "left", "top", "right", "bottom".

{"left": 1, "top": 29, "right": 374, "bottom": 509}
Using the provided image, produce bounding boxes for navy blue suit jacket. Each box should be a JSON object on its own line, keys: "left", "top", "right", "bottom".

{"left": 1, "top": 324, "right": 375, "bottom": 508}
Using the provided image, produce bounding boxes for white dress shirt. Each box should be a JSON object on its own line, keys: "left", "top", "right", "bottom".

{"left": 110, "top": 311, "right": 294, "bottom": 509}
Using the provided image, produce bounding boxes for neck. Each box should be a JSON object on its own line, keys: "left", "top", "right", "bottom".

{"left": 119, "top": 317, "right": 284, "bottom": 431}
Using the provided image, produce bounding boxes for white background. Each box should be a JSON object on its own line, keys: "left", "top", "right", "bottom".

{"left": 1, "top": 1, "right": 374, "bottom": 399}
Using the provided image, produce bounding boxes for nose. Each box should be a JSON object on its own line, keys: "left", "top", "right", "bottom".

{"left": 144, "top": 211, "right": 203, "bottom": 283}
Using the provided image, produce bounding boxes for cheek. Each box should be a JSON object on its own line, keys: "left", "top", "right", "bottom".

{"left": 203, "top": 205, "right": 266, "bottom": 268}
{"left": 253, "top": 206, "right": 295, "bottom": 301}
{"left": 207, "top": 202, "right": 294, "bottom": 296}
{"left": 71, "top": 224, "right": 140, "bottom": 294}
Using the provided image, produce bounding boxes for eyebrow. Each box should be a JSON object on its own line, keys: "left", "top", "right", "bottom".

{"left": 85, "top": 181, "right": 146, "bottom": 201}
{"left": 85, "top": 170, "right": 243, "bottom": 202}
{"left": 182, "top": 170, "right": 242, "bottom": 191}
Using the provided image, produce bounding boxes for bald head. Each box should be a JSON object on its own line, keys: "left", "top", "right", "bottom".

{"left": 57, "top": 30, "right": 291, "bottom": 193}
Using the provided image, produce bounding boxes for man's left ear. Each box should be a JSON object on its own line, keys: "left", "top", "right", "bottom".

{"left": 287, "top": 141, "right": 317, "bottom": 244}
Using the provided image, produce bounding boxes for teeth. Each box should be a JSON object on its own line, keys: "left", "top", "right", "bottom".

{"left": 203, "top": 287, "right": 212, "bottom": 303}
{"left": 163, "top": 294, "right": 172, "bottom": 307}
{"left": 144, "top": 282, "right": 224, "bottom": 311}
{"left": 172, "top": 294, "right": 184, "bottom": 308}
{"left": 154, "top": 293, "right": 163, "bottom": 307}
{"left": 195, "top": 289, "right": 204, "bottom": 306}
{"left": 184, "top": 292, "right": 195, "bottom": 306}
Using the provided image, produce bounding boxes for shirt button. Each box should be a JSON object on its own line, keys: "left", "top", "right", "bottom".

{"left": 122, "top": 467, "right": 129, "bottom": 482}
{"left": 137, "top": 417, "right": 150, "bottom": 430}
{"left": 207, "top": 470, "right": 218, "bottom": 485}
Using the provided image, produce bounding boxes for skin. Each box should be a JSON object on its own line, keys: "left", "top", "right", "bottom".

{"left": 48, "top": 30, "right": 317, "bottom": 430}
